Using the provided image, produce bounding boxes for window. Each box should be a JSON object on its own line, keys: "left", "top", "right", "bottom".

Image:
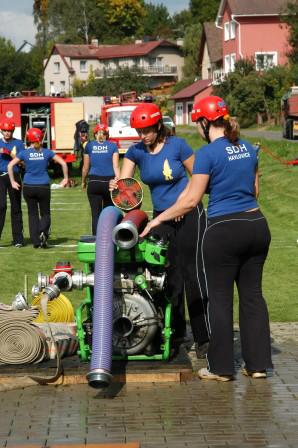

{"left": 230, "top": 21, "right": 236, "bottom": 39}
{"left": 230, "top": 53, "right": 236, "bottom": 71}
{"left": 80, "top": 60, "right": 87, "bottom": 72}
{"left": 224, "top": 54, "right": 236, "bottom": 74}
{"left": 224, "top": 22, "right": 230, "bottom": 41}
{"left": 60, "top": 81, "right": 66, "bottom": 91}
{"left": 224, "top": 21, "right": 236, "bottom": 41}
{"left": 255, "top": 52, "right": 277, "bottom": 70}
{"left": 224, "top": 55, "right": 231, "bottom": 73}
{"left": 53, "top": 62, "right": 60, "bottom": 74}
{"left": 49, "top": 82, "right": 55, "bottom": 94}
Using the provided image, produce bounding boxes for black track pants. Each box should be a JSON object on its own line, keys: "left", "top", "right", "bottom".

{"left": 153, "top": 204, "right": 209, "bottom": 345}
{"left": 87, "top": 175, "right": 114, "bottom": 235}
{"left": 0, "top": 172, "right": 23, "bottom": 244}
{"left": 23, "top": 184, "right": 51, "bottom": 246}
{"left": 203, "top": 209, "right": 273, "bottom": 375}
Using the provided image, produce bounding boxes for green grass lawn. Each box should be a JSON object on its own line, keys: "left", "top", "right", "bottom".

{"left": 0, "top": 128, "right": 297, "bottom": 322}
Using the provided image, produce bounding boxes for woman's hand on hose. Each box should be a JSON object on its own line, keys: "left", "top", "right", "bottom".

{"left": 109, "top": 176, "right": 119, "bottom": 191}
{"left": 139, "top": 216, "right": 162, "bottom": 238}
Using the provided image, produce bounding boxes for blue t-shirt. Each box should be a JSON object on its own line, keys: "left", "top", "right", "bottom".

{"left": 0, "top": 138, "right": 25, "bottom": 173}
{"left": 125, "top": 136, "right": 193, "bottom": 211}
{"left": 18, "top": 148, "right": 55, "bottom": 185}
{"left": 193, "top": 137, "right": 258, "bottom": 217}
{"left": 85, "top": 140, "right": 118, "bottom": 177}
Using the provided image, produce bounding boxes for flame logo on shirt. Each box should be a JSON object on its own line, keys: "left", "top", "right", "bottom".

{"left": 163, "top": 159, "right": 173, "bottom": 181}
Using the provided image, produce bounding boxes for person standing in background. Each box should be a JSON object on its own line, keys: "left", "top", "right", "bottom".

{"left": 82, "top": 123, "right": 120, "bottom": 235}
{"left": 0, "top": 120, "right": 24, "bottom": 247}
{"left": 8, "top": 127, "right": 68, "bottom": 248}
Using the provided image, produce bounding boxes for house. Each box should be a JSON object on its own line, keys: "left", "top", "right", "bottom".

{"left": 214, "top": 0, "right": 291, "bottom": 77}
{"left": 171, "top": 79, "right": 212, "bottom": 126}
{"left": 198, "top": 23, "right": 222, "bottom": 84}
{"left": 172, "top": 0, "right": 292, "bottom": 126}
{"left": 43, "top": 40, "right": 184, "bottom": 95}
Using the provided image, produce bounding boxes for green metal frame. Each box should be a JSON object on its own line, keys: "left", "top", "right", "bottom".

{"left": 75, "top": 237, "right": 172, "bottom": 361}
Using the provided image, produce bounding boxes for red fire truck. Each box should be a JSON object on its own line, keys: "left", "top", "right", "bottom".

{"left": 0, "top": 92, "right": 84, "bottom": 163}
{"left": 100, "top": 91, "right": 153, "bottom": 154}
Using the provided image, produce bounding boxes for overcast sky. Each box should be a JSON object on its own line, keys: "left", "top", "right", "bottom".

{"left": 0, "top": 0, "right": 190, "bottom": 50}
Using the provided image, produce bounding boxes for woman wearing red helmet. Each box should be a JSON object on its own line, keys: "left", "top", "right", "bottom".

{"left": 0, "top": 119, "right": 25, "bottom": 247}
{"left": 140, "top": 96, "right": 273, "bottom": 381}
{"left": 82, "top": 122, "right": 120, "bottom": 235}
{"left": 8, "top": 127, "right": 68, "bottom": 248}
{"left": 110, "top": 102, "right": 210, "bottom": 357}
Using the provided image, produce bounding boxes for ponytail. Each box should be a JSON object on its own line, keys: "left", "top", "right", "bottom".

{"left": 211, "top": 116, "right": 240, "bottom": 145}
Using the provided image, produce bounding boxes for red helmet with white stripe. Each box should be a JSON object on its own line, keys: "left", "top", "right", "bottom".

{"left": 191, "top": 96, "right": 230, "bottom": 122}
{"left": 130, "top": 103, "right": 162, "bottom": 128}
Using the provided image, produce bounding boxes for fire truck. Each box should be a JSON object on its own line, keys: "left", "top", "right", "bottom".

{"left": 0, "top": 91, "right": 84, "bottom": 163}
{"left": 100, "top": 91, "right": 153, "bottom": 154}
{"left": 281, "top": 86, "right": 298, "bottom": 140}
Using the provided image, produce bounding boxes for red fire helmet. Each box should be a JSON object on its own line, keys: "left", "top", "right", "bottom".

{"left": 130, "top": 103, "right": 162, "bottom": 128}
{"left": 191, "top": 96, "right": 230, "bottom": 122}
{"left": 0, "top": 120, "right": 16, "bottom": 131}
{"left": 26, "top": 127, "right": 43, "bottom": 143}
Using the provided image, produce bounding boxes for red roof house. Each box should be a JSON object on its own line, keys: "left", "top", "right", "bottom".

{"left": 171, "top": 79, "right": 212, "bottom": 125}
{"left": 44, "top": 40, "right": 184, "bottom": 95}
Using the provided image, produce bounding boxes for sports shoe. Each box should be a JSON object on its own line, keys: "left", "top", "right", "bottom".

{"left": 195, "top": 341, "right": 209, "bottom": 359}
{"left": 198, "top": 367, "right": 233, "bottom": 382}
{"left": 40, "top": 232, "right": 48, "bottom": 248}
{"left": 14, "top": 243, "right": 24, "bottom": 248}
{"left": 242, "top": 368, "right": 267, "bottom": 379}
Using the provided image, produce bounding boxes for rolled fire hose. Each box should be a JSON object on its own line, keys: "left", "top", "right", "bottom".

{"left": 112, "top": 209, "right": 149, "bottom": 249}
{"left": 0, "top": 306, "right": 46, "bottom": 365}
{"left": 32, "top": 292, "right": 75, "bottom": 323}
{"left": 87, "top": 206, "right": 122, "bottom": 389}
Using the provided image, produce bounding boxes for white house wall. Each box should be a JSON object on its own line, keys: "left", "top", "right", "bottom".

{"left": 201, "top": 45, "right": 211, "bottom": 80}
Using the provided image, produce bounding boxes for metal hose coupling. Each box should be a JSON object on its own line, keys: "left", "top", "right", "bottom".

{"left": 112, "top": 209, "right": 148, "bottom": 249}
{"left": 44, "top": 284, "right": 60, "bottom": 300}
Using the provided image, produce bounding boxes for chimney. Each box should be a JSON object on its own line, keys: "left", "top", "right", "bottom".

{"left": 91, "top": 39, "right": 99, "bottom": 47}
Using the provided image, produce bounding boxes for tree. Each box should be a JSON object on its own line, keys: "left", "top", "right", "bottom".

{"left": 213, "top": 60, "right": 265, "bottom": 127}
{"left": 182, "top": 23, "right": 202, "bottom": 79}
{"left": 172, "top": 10, "right": 193, "bottom": 38}
{"left": 189, "top": 0, "right": 221, "bottom": 24}
{"left": 98, "top": 0, "right": 145, "bottom": 41}
{"left": 0, "top": 38, "right": 41, "bottom": 95}
{"left": 283, "top": 1, "right": 298, "bottom": 65}
{"left": 141, "top": 3, "right": 173, "bottom": 39}
{"left": 72, "top": 67, "right": 150, "bottom": 97}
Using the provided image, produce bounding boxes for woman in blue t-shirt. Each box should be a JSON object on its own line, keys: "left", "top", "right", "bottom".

{"left": 8, "top": 127, "right": 68, "bottom": 248}
{"left": 110, "top": 103, "right": 209, "bottom": 357}
{"left": 82, "top": 123, "right": 120, "bottom": 235}
{"left": 141, "top": 96, "right": 273, "bottom": 381}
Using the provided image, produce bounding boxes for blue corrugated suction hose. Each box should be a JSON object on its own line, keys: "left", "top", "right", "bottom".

{"left": 86, "top": 206, "right": 122, "bottom": 388}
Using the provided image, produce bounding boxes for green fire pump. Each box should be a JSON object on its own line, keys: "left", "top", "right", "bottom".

{"left": 75, "top": 235, "right": 173, "bottom": 361}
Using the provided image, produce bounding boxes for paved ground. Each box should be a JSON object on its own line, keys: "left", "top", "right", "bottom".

{"left": 0, "top": 323, "right": 297, "bottom": 448}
